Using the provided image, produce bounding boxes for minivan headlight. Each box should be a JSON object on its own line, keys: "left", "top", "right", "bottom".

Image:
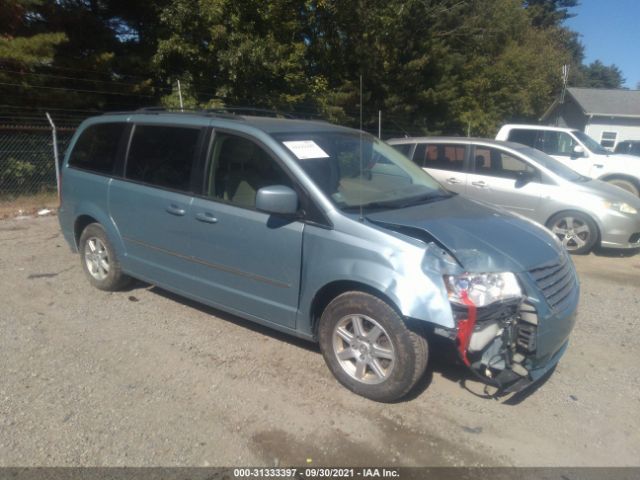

{"left": 603, "top": 201, "right": 637, "bottom": 215}
{"left": 444, "top": 272, "right": 522, "bottom": 307}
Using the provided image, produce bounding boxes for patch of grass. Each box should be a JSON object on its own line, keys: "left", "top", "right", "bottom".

{"left": 0, "top": 191, "right": 58, "bottom": 219}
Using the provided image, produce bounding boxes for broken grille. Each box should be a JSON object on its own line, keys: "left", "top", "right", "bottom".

{"left": 528, "top": 254, "right": 576, "bottom": 311}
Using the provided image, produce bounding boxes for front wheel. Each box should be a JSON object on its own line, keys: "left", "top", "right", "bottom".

{"left": 547, "top": 211, "right": 598, "bottom": 255}
{"left": 318, "top": 291, "right": 428, "bottom": 402}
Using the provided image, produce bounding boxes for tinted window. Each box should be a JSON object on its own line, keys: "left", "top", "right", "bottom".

{"left": 125, "top": 125, "right": 200, "bottom": 192}
{"left": 391, "top": 143, "right": 414, "bottom": 157}
{"left": 68, "top": 123, "right": 125, "bottom": 174}
{"left": 473, "top": 147, "right": 539, "bottom": 181}
{"left": 508, "top": 129, "right": 538, "bottom": 148}
{"left": 206, "top": 133, "right": 292, "bottom": 209}
{"left": 414, "top": 143, "right": 466, "bottom": 172}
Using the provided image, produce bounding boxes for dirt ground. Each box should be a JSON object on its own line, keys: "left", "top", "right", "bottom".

{"left": 0, "top": 215, "right": 638, "bottom": 467}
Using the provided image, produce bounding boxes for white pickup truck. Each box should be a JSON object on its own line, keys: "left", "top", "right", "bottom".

{"left": 496, "top": 124, "right": 640, "bottom": 196}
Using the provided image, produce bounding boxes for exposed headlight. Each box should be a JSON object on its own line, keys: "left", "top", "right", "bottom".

{"left": 444, "top": 272, "right": 522, "bottom": 307}
{"left": 603, "top": 200, "right": 638, "bottom": 215}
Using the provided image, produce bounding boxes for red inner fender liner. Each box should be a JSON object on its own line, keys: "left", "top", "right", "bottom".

{"left": 456, "top": 291, "right": 477, "bottom": 366}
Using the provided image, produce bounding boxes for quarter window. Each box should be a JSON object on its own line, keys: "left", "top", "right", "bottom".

{"left": 600, "top": 131, "right": 617, "bottom": 149}
{"left": 125, "top": 125, "right": 200, "bottom": 192}
{"left": 414, "top": 144, "right": 466, "bottom": 172}
{"left": 473, "top": 147, "right": 539, "bottom": 181}
{"left": 68, "top": 123, "right": 126, "bottom": 174}
{"left": 206, "top": 133, "right": 292, "bottom": 209}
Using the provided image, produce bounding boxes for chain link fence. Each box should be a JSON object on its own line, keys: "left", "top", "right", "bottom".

{"left": 0, "top": 106, "right": 426, "bottom": 210}
{"left": 0, "top": 114, "right": 82, "bottom": 203}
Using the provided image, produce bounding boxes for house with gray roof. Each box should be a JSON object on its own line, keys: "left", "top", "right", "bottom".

{"left": 541, "top": 87, "right": 640, "bottom": 150}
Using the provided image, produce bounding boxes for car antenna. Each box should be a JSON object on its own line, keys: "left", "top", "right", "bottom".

{"left": 359, "top": 74, "right": 365, "bottom": 223}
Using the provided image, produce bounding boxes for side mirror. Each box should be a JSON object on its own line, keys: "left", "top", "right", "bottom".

{"left": 571, "top": 145, "right": 585, "bottom": 158}
{"left": 256, "top": 185, "right": 298, "bottom": 215}
{"left": 515, "top": 170, "right": 535, "bottom": 188}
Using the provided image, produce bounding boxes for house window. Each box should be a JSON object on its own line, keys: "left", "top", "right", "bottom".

{"left": 600, "top": 131, "right": 617, "bottom": 149}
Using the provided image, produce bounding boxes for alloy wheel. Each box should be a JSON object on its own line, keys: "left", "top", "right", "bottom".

{"left": 332, "top": 314, "right": 396, "bottom": 385}
{"left": 550, "top": 216, "right": 592, "bottom": 251}
{"left": 84, "top": 237, "right": 110, "bottom": 281}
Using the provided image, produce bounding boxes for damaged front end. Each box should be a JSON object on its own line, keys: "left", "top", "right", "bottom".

{"left": 443, "top": 272, "right": 540, "bottom": 394}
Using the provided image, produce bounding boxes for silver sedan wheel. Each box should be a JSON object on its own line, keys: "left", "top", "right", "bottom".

{"left": 550, "top": 216, "right": 592, "bottom": 251}
{"left": 332, "top": 314, "right": 396, "bottom": 385}
{"left": 84, "top": 237, "right": 110, "bottom": 281}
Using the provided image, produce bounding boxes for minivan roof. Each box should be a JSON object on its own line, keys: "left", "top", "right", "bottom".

{"left": 98, "top": 109, "right": 357, "bottom": 135}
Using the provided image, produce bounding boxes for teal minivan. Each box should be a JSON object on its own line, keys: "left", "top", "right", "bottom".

{"left": 59, "top": 110, "right": 579, "bottom": 402}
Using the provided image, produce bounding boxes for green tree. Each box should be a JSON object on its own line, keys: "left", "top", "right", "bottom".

{"left": 572, "top": 60, "right": 625, "bottom": 89}
{"left": 0, "top": 0, "right": 67, "bottom": 107}
{"left": 523, "top": 0, "right": 579, "bottom": 28}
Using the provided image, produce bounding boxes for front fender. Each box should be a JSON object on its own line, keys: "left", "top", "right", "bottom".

{"left": 297, "top": 227, "right": 456, "bottom": 336}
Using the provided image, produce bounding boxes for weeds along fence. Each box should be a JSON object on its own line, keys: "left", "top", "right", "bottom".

{"left": 0, "top": 113, "right": 86, "bottom": 201}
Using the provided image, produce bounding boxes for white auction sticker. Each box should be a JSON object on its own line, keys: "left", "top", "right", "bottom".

{"left": 282, "top": 140, "right": 330, "bottom": 160}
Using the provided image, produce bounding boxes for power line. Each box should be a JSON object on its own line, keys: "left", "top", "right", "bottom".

{"left": 0, "top": 67, "right": 166, "bottom": 92}
{"left": 0, "top": 81, "right": 157, "bottom": 98}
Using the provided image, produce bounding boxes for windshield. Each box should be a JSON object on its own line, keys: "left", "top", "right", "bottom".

{"left": 513, "top": 145, "right": 587, "bottom": 182}
{"left": 272, "top": 131, "right": 449, "bottom": 210}
{"left": 573, "top": 131, "right": 610, "bottom": 155}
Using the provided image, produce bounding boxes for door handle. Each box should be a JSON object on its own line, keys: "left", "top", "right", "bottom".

{"left": 166, "top": 205, "right": 186, "bottom": 216}
{"left": 471, "top": 181, "right": 487, "bottom": 188}
{"left": 594, "top": 164, "right": 604, "bottom": 168}
{"left": 195, "top": 212, "right": 218, "bottom": 224}
{"left": 446, "top": 177, "right": 462, "bottom": 184}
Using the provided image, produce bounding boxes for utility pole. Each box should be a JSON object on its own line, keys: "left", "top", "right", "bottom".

{"left": 45, "top": 113, "right": 60, "bottom": 200}
{"left": 560, "top": 64, "right": 570, "bottom": 104}
{"left": 177, "top": 80, "right": 184, "bottom": 111}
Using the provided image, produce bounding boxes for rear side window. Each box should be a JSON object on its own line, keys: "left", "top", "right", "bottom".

{"left": 414, "top": 143, "right": 466, "bottom": 172}
{"left": 391, "top": 143, "right": 414, "bottom": 158}
{"left": 68, "top": 123, "right": 126, "bottom": 174}
{"left": 507, "top": 129, "right": 538, "bottom": 148}
{"left": 125, "top": 125, "right": 200, "bottom": 192}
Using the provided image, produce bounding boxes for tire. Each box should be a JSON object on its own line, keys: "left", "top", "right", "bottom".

{"left": 79, "top": 223, "right": 132, "bottom": 291}
{"left": 546, "top": 211, "right": 599, "bottom": 255}
{"left": 318, "top": 291, "right": 428, "bottom": 402}
{"left": 605, "top": 178, "right": 639, "bottom": 197}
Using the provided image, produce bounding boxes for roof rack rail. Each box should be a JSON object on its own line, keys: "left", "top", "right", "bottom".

{"left": 136, "top": 107, "right": 167, "bottom": 112}
{"left": 206, "top": 107, "right": 297, "bottom": 119}
{"left": 102, "top": 106, "right": 301, "bottom": 120}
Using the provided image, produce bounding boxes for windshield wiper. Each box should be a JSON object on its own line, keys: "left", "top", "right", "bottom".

{"left": 342, "top": 191, "right": 454, "bottom": 212}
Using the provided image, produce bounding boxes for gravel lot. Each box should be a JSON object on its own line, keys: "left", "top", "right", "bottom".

{"left": 0, "top": 215, "right": 639, "bottom": 467}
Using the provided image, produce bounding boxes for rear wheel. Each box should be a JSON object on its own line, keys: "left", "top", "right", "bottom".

{"left": 547, "top": 212, "right": 598, "bottom": 255}
{"left": 606, "top": 178, "right": 639, "bottom": 197}
{"left": 318, "top": 291, "right": 428, "bottom": 402}
{"left": 79, "top": 223, "right": 132, "bottom": 291}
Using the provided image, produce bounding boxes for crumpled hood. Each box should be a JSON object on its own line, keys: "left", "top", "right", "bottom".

{"left": 366, "top": 195, "right": 563, "bottom": 272}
